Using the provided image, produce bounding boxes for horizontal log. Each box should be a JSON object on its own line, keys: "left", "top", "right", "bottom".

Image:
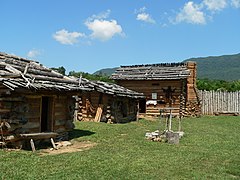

{"left": 0, "top": 97, "right": 24, "bottom": 101}
{"left": 19, "top": 132, "right": 58, "bottom": 140}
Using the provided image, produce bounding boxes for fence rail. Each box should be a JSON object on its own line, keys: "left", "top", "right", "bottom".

{"left": 198, "top": 90, "right": 240, "bottom": 115}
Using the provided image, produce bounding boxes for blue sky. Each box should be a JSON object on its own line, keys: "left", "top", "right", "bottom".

{"left": 1, "top": 0, "right": 240, "bottom": 73}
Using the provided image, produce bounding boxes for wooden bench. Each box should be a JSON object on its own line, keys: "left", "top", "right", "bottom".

{"left": 19, "top": 132, "right": 58, "bottom": 152}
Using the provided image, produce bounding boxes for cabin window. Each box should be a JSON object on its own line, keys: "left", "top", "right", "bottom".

{"left": 152, "top": 93, "right": 157, "bottom": 100}
{"left": 152, "top": 83, "right": 159, "bottom": 86}
{"left": 41, "top": 96, "right": 53, "bottom": 132}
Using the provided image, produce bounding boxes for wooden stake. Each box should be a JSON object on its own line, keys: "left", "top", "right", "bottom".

{"left": 51, "top": 138, "right": 57, "bottom": 150}
{"left": 30, "top": 139, "right": 36, "bottom": 152}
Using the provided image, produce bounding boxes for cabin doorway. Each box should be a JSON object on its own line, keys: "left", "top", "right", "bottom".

{"left": 41, "top": 96, "right": 53, "bottom": 132}
{"left": 139, "top": 99, "right": 146, "bottom": 113}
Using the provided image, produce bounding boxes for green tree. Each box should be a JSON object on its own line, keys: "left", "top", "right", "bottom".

{"left": 51, "top": 66, "right": 66, "bottom": 75}
{"left": 68, "top": 71, "right": 114, "bottom": 83}
{"left": 197, "top": 79, "right": 240, "bottom": 91}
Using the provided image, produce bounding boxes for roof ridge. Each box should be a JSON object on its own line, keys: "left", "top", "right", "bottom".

{"left": 0, "top": 52, "right": 39, "bottom": 64}
{"left": 120, "top": 62, "right": 186, "bottom": 68}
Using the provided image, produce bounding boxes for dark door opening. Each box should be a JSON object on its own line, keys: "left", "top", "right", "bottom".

{"left": 41, "top": 96, "right": 53, "bottom": 132}
{"left": 139, "top": 99, "right": 146, "bottom": 113}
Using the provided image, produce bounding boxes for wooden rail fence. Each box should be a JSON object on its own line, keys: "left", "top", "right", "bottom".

{"left": 198, "top": 90, "right": 240, "bottom": 115}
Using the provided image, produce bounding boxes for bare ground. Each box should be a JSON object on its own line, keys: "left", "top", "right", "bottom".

{"left": 39, "top": 141, "right": 97, "bottom": 156}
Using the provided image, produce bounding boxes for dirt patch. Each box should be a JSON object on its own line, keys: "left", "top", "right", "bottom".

{"left": 39, "top": 141, "right": 96, "bottom": 156}
{"left": 143, "top": 116, "right": 159, "bottom": 121}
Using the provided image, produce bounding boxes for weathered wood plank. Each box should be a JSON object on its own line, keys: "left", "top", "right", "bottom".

{"left": 199, "top": 90, "right": 240, "bottom": 115}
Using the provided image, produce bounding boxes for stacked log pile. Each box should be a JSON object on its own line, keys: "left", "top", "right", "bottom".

{"left": 77, "top": 97, "right": 83, "bottom": 121}
{"left": 106, "top": 105, "right": 112, "bottom": 123}
{"left": 183, "top": 100, "right": 201, "bottom": 117}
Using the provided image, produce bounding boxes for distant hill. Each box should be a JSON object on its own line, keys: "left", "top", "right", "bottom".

{"left": 94, "top": 67, "right": 118, "bottom": 76}
{"left": 183, "top": 53, "right": 240, "bottom": 81}
{"left": 94, "top": 53, "right": 240, "bottom": 81}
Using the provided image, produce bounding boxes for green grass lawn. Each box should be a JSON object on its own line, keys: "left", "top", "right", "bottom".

{"left": 1, "top": 116, "right": 240, "bottom": 179}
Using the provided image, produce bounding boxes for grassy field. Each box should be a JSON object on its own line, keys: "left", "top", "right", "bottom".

{"left": 1, "top": 116, "right": 240, "bottom": 179}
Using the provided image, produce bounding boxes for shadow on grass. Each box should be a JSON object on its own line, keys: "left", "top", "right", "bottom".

{"left": 68, "top": 129, "right": 95, "bottom": 140}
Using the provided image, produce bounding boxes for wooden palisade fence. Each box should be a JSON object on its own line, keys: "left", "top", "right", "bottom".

{"left": 198, "top": 90, "right": 240, "bottom": 115}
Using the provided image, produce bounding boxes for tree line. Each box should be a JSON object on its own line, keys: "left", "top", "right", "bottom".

{"left": 51, "top": 66, "right": 114, "bottom": 83}
{"left": 197, "top": 79, "right": 240, "bottom": 91}
{"left": 51, "top": 66, "right": 240, "bottom": 91}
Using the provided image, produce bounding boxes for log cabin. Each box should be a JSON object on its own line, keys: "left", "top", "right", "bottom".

{"left": 0, "top": 52, "right": 144, "bottom": 148}
{"left": 111, "top": 62, "right": 200, "bottom": 117}
{"left": 0, "top": 52, "right": 92, "bottom": 147}
{"left": 73, "top": 78, "right": 145, "bottom": 123}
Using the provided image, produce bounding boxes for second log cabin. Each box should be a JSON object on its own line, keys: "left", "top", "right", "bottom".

{"left": 111, "top": 62, "right": 200, "bottom": 117}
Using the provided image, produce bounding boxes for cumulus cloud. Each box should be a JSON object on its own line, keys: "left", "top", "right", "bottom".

{"left": 53, "top": 29, "right": 85, "bottom": 45}
{"left": 203, "top": 0, "right": 227, "bottom": 11}
{"left": 135, "top": 7, "right": 156, "bottom": 24}
{"left": 231, "top": 0, "right": 240, "bottom": 8}
{"left": 175, "top": 1, "right": 206, "bottom": 25}
{"left": 85, "top": 19, "right": 123, "bottom": 41}
{"left": 27, "top": 49, "right": 41, "bottom": 58}
{"left": 84, "top": 10, "right": 124, "bottom": 41}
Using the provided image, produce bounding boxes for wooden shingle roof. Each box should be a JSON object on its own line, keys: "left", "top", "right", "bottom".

{"left": 0, "top": 52, "right": 91, "bottom": 91}
{"left": 0, "top": 52, "right": 144, "bottom": 99}
{"left": 111, "top": 63, "right": 190, "bottom": 80}
{"left": 73, "top": 77, "right": 145, "bottom": 99}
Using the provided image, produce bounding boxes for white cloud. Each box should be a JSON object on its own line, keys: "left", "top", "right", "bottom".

{"left": 203, "top": 0, "right": 227, "bottom": 11}
{"left": 53, "top": 29, "right": 85, "bottom": 45}
{"left": 135, "top": 7, "right": 156, "bottom": 24}
{"left": 175, "top": 1, "right": 206, "bottom": 25}
{"left": 137, "top": 13, "right": 156, "bottom": 24}
{"left": 27, "top": 49, "right": 41, "bottom": 58}
{"left": 231, "top": 0, "right": 240, "bottom": 8}
{"left": 85, "top": 19, "right": 123, "bottom": 41}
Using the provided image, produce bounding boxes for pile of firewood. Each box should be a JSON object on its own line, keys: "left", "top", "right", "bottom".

{"left": 183, "top": 100, "right": 201, "bottom": 117}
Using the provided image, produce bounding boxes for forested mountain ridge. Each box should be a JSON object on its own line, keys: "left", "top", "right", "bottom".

{"left": 183, "top": 53, "right": 240, "bottom": 81}
{"left": 94, "top": 53, "right": 240, "bottom": 81}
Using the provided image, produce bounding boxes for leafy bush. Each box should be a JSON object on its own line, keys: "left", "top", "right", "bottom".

{"left": 197, "top": 78, "right": 240, "bottom": 91}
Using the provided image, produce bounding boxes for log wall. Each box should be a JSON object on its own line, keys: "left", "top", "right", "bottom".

{"left": 77, "top": 92, "right": 138, "bottom": 123}
{"left": 117, "top": 80, "right": 184, "bottom": 116}
{"left": 199, "top": 90, "right": 240, "bottom": 115}
{"left": 0, "top": 91, "right": 75, "bottom": 144}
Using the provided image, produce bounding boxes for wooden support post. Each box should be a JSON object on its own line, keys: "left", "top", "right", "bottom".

{"left": 136, "top": 101, "right": 139, "bottom": 122}
{"left": 178, "top": 116, "right": 182, "bottom": 132}
{"left": 51, "top": 138, "right": 57, "bottom": 150}
{"left": 169, "top": 109, "right": 172, "bottom": 131}
{"left": 30, "top": 139, "right": 36, "bottom": 152}
{"left": 165, "top": 114, "right": 169, "bottom": 130}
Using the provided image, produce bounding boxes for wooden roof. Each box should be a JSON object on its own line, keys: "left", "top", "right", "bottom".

{"left": 74, "top": 77, "right": 145, "bottom": 99}
{"left": 111, "top": 63, "right": 190, "bottom": 80}
{"left": 0, "top": 52, "right": 144, "bottom": 99}
{"left": 0, "top": 52, "right": 91, "bottom": 91}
